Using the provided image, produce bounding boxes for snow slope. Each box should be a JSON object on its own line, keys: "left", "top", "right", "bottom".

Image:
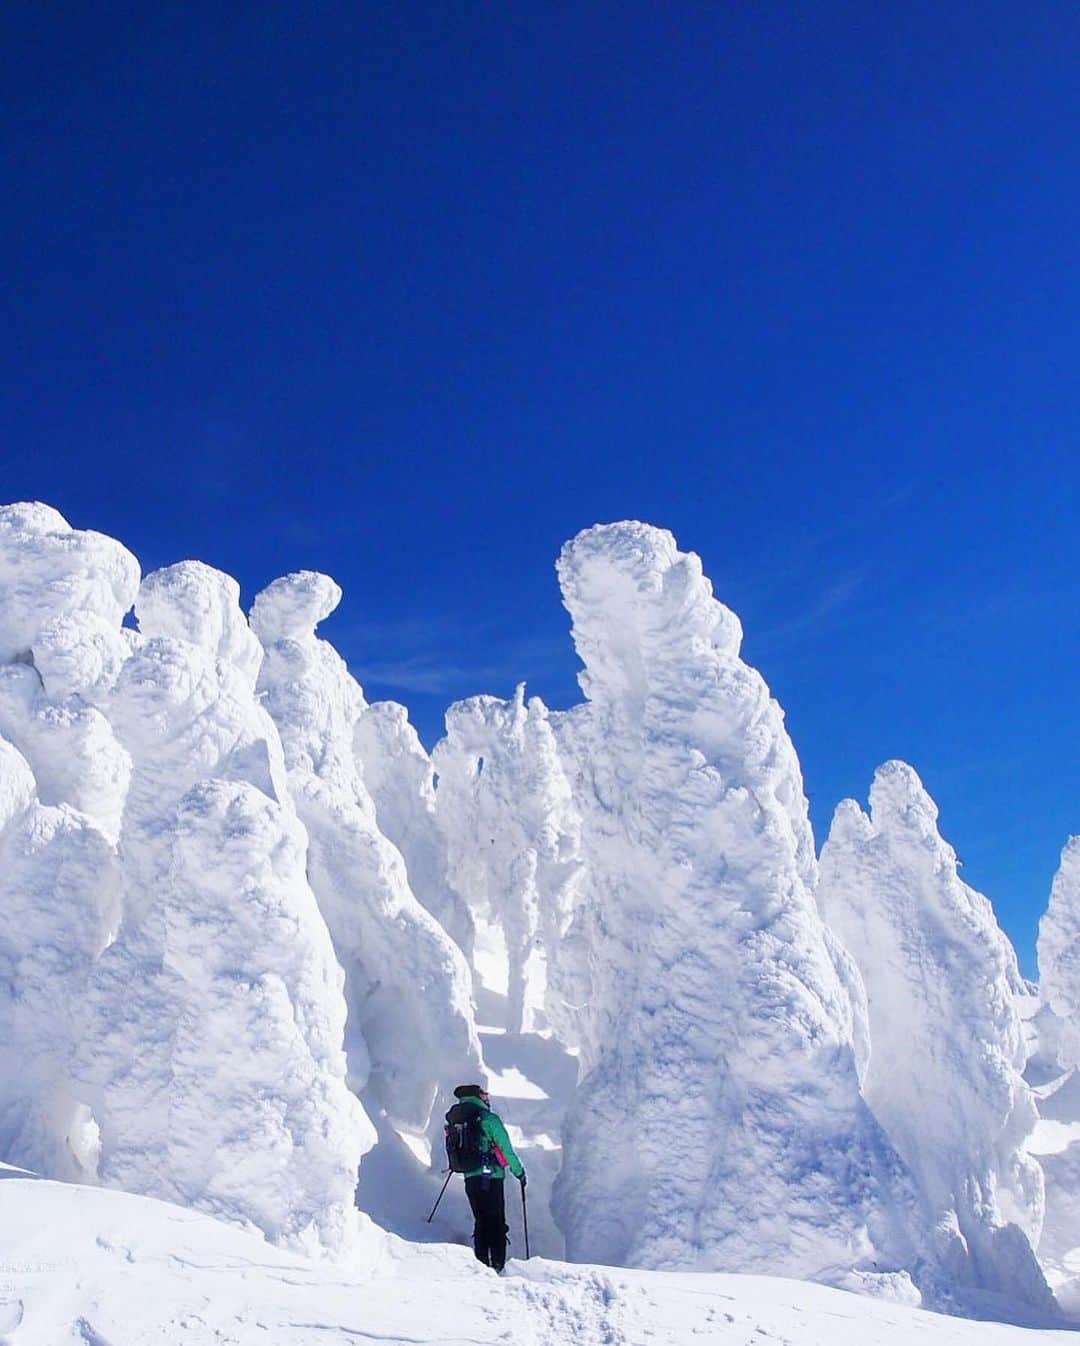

{"left": 0, "top": 1173, "right": 1070, "bottom": 1346}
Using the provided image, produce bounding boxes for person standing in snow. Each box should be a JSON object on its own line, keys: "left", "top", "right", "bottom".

{"left": 445, "top": 1084, "right": 525, "bottom": 1272}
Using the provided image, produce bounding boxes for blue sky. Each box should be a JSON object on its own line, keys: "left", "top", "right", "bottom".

{"left": 2, "top": 3, "right": 1078, "bottom": 971}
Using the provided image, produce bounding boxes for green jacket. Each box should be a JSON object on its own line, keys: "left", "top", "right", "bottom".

{"left": 455, "top": 1097, "right": 525, "bottom": 1180}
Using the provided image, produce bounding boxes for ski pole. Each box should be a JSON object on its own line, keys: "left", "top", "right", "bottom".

{"left": 426, "top": 1170, "right": 453, "bottom": 1223}
{"left": 520, "top": 1178, "right": 530, "bottom": 1259}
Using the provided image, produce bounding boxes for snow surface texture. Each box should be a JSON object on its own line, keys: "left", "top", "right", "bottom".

{"left": 432, "top": 683, "right": 583, "bottom": 1035}
{"left": 547, "top": 522, "right": 925, "bottom": 1294}
{"left": 0, "top": 1174, "right": 1071, "bottom": 1346}
{"left": 818, "top": 763, "right": 1053, "bottom": 1314}
{"left": 250, "top": 571, "right": 482, "bottom": 1141}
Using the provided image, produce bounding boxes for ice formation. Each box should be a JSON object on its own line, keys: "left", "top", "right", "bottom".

{"left": 432, "top": 684, "right": 583, "bottom": 1034}
{"left": 250, "top": 571, "right": 482, "bottom": 1141}
{"left": 356, "top": 699, "right": 475, "bottom": 959}
{"left": 818, "top": 763, "right": 1053, "bottom": 1313}
{"left": 548, "top": 522, "right": 921, "bottom": 1291}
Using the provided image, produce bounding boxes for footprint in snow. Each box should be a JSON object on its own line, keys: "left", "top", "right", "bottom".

{"left": 75, "top": 1318, "right": 115, "bottom": 1346}
{"left": 0, "top": 1298, "right": 23, "bottom": 1343}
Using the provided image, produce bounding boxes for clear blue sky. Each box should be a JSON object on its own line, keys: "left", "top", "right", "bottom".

{"left": 2, "top": 4, "right": 1077, "bottom": 972}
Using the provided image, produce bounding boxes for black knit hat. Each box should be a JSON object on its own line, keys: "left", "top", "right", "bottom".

{"left": 453, "top": 1083, "right": 487, "bottom": 1100}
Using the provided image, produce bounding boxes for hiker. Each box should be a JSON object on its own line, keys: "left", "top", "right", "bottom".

{"left": 445, "top": 1083, "right": 525, "bottom": 1272}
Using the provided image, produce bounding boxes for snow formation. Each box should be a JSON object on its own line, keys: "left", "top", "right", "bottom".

{"left": 0, "top": 500, "right": 1073, "bottom": 1326}
{"left": 250, "top": 571, "right": 482, "bottom": 1141}
{"left": 547, "top": 522, "right": 922, "bottom": 1292}
{"left": 432, "top": 683, "right": 583, "bottom": 1035}
{"left": 818, "top": 763, "right": 1052, "bottom": 1313}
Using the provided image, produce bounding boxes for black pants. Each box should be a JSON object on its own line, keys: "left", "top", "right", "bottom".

{"left": 465, "top": 1175, "right": 508, "bottom": 1270}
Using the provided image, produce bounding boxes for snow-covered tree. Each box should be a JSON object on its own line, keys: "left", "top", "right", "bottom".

{"left": 250, "top": 572, "right": 482, "bottom": 1143}
{"left": 819, "top": 763, "right": 1053, "bottom": 1313}
{"left": 0, "top": 502, "right": 139, "bottom": 666}
{"left": 355, "top": 699, "right": 475, "bottom": 959}
{"left": 1037, "top": 837, "right": 1080, "bottom": 1067}
{"left": 0, "top": 505, "right": 135, "bottom": 1181}
{"left": 0, "top": 737, "right": 119, "bottom": 1182}
{"left": 1033, "top": 837, "right": 1080, "bottom": 1307}
{"left": 0, "top": 503, "right": 137, "bottom": 841}
{"left": 549, "top": 522, "right": 922, "bottom": 1292}
{"left": 77, "top": 560, "right": 369, "bottom": 1254}
{"left": 431, "top": 684, "right": 583, "bottom": 1035}
{"left": 156, "top": 778, "right": 369, "bottom": 1251}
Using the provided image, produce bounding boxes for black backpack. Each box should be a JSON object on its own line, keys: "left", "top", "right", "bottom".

{"left": 444, "top": 1101, "right": 487, "bottom": 1173}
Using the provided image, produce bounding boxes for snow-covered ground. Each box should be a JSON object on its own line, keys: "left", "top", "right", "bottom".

{"left": 0, "top": 1171, "right": 1073, "bottom": 1346}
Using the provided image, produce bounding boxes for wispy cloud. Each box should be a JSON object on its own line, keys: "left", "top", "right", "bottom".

{"left": 750, "top": 571, "right": 866, "bottom": 656}
{"left": 357, "top": 655, "right": 508, "bottom": 697}
{"left": 329, "top": 611, "right": 574, "bottom": 703}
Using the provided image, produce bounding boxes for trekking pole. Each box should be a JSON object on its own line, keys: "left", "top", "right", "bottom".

{"left": 426, "top": 1170, "right": 453, "bottom": 1223}
{"left": 520, "top": 1179, "right": 530, "bottom": 1259}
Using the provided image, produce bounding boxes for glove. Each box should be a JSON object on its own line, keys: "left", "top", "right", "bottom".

{"left": 519, "top": 1170, "right": 527, "bottom": 1188}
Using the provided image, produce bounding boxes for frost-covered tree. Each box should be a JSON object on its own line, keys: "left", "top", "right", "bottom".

{"left": 250, "top": 572, "right": 482, "bottom": 1142}
{"left": 156, "top": 778, "right": 369, "bottom": 1251}
{"left": 1037, "top": 837, "right": 1080, "bottom": 1067}
{"left": 432, "top": 684, "right": 583, "bottom": 1035}
{"left": 0, "top": 737, "right": 119, "bottom": 1182}
{"left": 0, "top": 502, "right": 139, "bottom": 666}
{"left": 0, "top": 504, "right": 134, "bottom": 1180}
{"left": 1033, "top": 837, "right": 1080, "bottom": 1306}
{"left": 78, "top": 560, "right": 370, "bottom": 1255}
{"left": 0, "top": 503, "right": 138, "bottom": 841}
{"left": 355, "top": 700, "right": 475, "bottom": 959}
{"left": 819, "top": 763, "right": 1053, "bottom": 1313}
{"left": 550, "top": 522, "right": 922, "bottom": 1292}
